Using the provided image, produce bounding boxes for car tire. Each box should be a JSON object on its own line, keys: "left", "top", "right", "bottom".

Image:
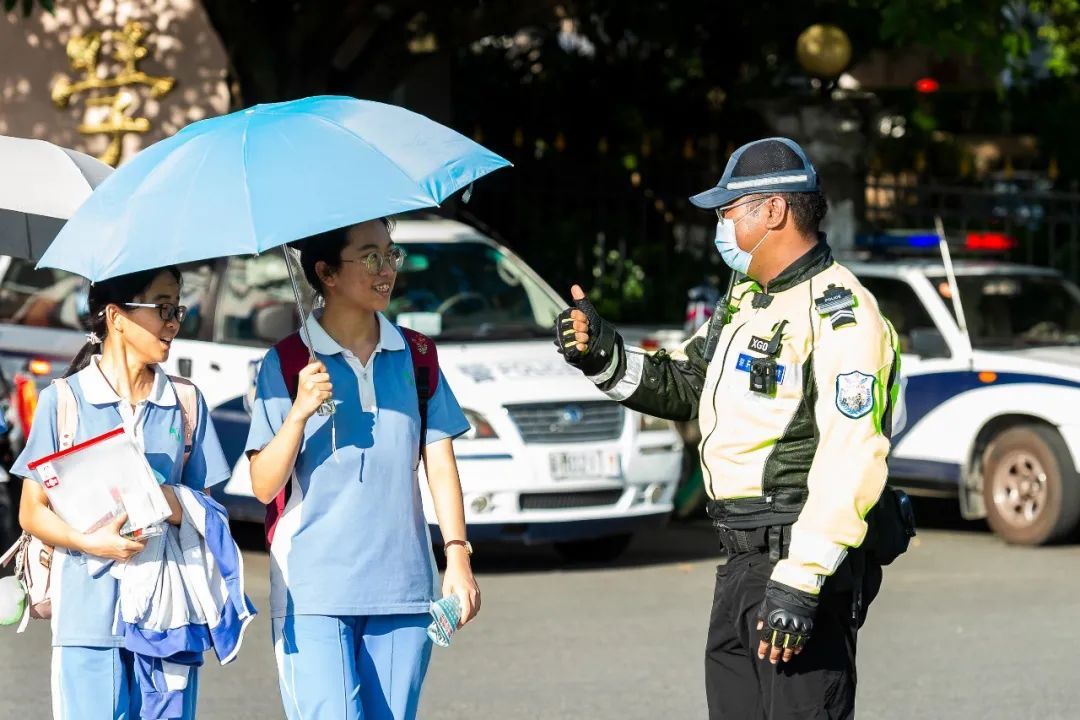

{"left": 982, "top": 425, "right": 1080, "bottom": 545}
{"left": 553, "top": 533, "right": 633, "bottom": 564}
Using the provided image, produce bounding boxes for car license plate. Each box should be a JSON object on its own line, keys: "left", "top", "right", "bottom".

{"left": 549, "top": 450, "right": 621, "bottom": 480}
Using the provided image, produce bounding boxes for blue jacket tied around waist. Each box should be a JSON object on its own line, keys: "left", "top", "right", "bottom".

{"left": 92, "top": 486, "right": 256, "bottom": 719}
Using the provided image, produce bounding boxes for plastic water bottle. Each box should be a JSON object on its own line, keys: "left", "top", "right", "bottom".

{"left": 427, "top": 594, "right": 462, "bottom": 647}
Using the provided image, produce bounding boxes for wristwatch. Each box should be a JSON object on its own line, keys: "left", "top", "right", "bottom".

{"left": 444, "top": 540, "right": 473, "bottom": 556}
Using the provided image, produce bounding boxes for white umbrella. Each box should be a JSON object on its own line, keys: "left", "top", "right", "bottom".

{"left": 0, "top": 135, "right": 113, "bottom": 261}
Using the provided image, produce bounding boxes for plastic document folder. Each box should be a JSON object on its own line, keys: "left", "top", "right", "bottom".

{"left": 27, "top": 426, "right": 171, "bottom": 538}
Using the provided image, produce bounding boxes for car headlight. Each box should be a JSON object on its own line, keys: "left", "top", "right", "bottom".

{"left": 462, "top": 409, "right": 498, "bottom": 440}
{"left": 639, "top": 413, "right": 672, "bottom": 432}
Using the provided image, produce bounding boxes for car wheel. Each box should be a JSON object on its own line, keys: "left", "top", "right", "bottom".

{"left": 553, "top": 534, "right": 633, "bottom": 564}
{"left": 982, "top": 425, "right": 1080, "bottom": 545}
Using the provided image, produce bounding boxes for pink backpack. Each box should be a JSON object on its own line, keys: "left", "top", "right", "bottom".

{"left": 0, "top": 375, "right": 197, "bottom": 632}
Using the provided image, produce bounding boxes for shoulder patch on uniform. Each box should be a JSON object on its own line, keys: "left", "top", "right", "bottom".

{"left": 815, "top": 284, "right": 857, "bottom": 329}
{"left": 835, "top": 371, "right": 875, "bottom": 419}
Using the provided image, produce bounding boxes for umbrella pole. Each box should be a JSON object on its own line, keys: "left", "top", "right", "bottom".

{"left": 282, "top": 247, "right": 335, "bottom": 417}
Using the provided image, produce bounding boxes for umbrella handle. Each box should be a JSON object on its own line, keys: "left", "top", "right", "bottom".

{"left": 283, "top": 246, "right": 337, "bottom": 418}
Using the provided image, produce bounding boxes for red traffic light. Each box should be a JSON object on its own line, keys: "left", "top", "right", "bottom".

{"left": 915, "top": 77, "right": 940, "bottom": 94}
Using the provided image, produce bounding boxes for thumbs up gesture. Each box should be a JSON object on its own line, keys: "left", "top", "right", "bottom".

{"left": 555, "top": 284, "right": 621, "bottom": 376}
{"left": 565, "top": 285, "right": 591, "bottom": 353}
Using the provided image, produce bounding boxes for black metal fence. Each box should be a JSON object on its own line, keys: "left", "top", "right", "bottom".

{"left": 456, "top": 170, "right": 1080, "bottom": 324}
{"left": 453, "top": 155, "right": 699, "bottom": 323}
{"left": 864, "top": 176, "right": 1080, "bottom": 282}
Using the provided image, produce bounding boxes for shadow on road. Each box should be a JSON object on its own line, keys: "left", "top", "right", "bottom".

{"left": 228, "top": 516, "right": 723, "bottom": 573}
{"left": 908, "top": 496, "right": 988, "bottom": 534}
{"left": 463, "top": 519, "right": 723, "bottom": 575}
{"left": 231, "top": 521, "right": 268, "bottom": 552}
{"left": 229, "top": 495, "right": 1067, "bottom": 575}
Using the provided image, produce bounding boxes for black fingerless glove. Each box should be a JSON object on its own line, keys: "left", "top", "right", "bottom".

{"left": 757, "top": 581, "right": 819, "bottom": 651}
{"left": 555, "top": 295, "right": 621, "bottom": 377}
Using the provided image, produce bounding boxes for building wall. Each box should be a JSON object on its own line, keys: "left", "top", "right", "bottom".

{"left": 0, "top": 0, "right": 229, "bottom": 164}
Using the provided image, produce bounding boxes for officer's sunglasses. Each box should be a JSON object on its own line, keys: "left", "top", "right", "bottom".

{"left": 341, "top": 245, "right": 407, "bottom": 275}
{"left": 124, "top": 302, "right": 188, "bottom": 323}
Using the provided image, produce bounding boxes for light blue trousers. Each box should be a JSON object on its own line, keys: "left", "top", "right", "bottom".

{"left": 272, "top": 614, "right": 432, "bottom": 720}
{"left": 51, "top": 646, "right": 199, "bottom": 720}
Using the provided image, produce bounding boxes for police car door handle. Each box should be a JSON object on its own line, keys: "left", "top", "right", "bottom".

{"left": 210, "top": 361, "right": 222, "bottom": 372}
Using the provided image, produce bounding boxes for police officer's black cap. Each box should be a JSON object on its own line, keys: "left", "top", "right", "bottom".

{"left": 689, "top": 137, "right": 819, "bottom": 210}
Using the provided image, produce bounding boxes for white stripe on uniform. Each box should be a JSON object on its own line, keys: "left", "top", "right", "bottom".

{"left": 605, "top": 348, "right": 645, "bottom": 401}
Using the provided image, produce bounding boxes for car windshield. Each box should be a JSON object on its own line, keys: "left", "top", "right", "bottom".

{"left": 928, "top": 272, "right": 1080, "bottom": 348}
{"left": 0, "top": 257, "right": 211, "bottom": 338}
{"left": 386, "top": 240, "right": 563, "bottom": 341}
{"left": 0, "top": 261, "right": 86, "bottom": 330}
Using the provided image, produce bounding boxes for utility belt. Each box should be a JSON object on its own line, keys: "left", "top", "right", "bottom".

{"left": 706, "top": 489, "right": 808, "bottom": 563}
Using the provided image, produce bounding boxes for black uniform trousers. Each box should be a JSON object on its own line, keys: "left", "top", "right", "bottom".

{"left": 704, "top": 548, "right": 876, "bottom": 720}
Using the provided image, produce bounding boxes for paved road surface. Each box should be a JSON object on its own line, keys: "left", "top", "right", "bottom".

{"left": 2, "top": 499, "right": 1077, "bottom": 719}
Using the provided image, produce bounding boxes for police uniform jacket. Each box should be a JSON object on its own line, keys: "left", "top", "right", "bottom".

{"left": 590, "top": 241, "right": 901, "bottom": 595}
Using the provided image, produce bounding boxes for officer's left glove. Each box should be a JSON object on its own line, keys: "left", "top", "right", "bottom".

{"left": 756, "top": 580, "right": 819, "bottom": 664}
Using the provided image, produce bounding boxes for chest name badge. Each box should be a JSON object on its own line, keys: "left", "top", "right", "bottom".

{"left": 747, "top": 336, "right": 771, "bottom": 354}
{"left": 835, "top": 371, "right": 875, "bottom": 419}
{"left": 814, "top": 284, "right": 857, "bottom": 329}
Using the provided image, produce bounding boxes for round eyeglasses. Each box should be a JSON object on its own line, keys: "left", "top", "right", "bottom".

{"left": 342, "top": 245, "right": 407, "bottom": 275}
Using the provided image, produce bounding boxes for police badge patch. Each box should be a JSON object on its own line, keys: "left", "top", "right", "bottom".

{"left": 835, "top": 371, "right": 875, "bottom": 419}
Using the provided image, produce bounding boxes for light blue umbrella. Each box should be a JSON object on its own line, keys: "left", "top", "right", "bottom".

{"left": 38, "top": 95, "right": 510, "bottom": 281}
{"left": 39, "top": 95, "right": 509, "bottom": 418}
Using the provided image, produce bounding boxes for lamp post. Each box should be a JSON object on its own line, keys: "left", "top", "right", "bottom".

{"left": 756, "top": 23, "right": 869, "bottom": 253}
{"left": 796, "top": 24, "right": 853, "bottom": 81}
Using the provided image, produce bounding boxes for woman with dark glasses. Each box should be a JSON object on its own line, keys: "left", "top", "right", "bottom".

{"left": 11, "top": 266, "right": 231, "bottom": 719}
{"left": 246, "top": 218, "right": 480, "bottom": 720}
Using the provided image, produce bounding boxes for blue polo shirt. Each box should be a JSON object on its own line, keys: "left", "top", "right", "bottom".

{"left": 10, "top": 357, "right": 231, "bottom": 647}
{"left": 245, "top": 312, "right": 469, "bottom": 618}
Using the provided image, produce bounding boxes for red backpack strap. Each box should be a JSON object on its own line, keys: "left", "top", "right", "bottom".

{"left": 273, "top": 331, "right": 309, "bottom": 401}
{"left": 264, "top": 331, "right": 308, "bottom": 548}
{"left": 400, "top": 327, "right": 439, "bottom": 462}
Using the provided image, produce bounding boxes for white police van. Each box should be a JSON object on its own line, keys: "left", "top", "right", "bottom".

{"left": 847, "top": 229, "right": 1080, "bottom": 545}
{"left": 0, "top": 217, "right": 683, "bottom": 561}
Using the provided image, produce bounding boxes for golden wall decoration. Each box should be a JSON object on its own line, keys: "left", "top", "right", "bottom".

{"left": 51, "top": 21, "right": 176, "bottom": 166}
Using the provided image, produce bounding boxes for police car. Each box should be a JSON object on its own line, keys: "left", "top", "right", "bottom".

{"left": 847, "top": 229, "right": 1080, "bottom": 545}
{"left": 0, "top": 217, "right": 684, "bottom": 562}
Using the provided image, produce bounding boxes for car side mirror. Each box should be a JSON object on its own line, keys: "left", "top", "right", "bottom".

{"left": 909, "top": 327, "right": 950, "bottom": 359}
{"left": 252, "top": 303, "right": 297, "bottom": 344}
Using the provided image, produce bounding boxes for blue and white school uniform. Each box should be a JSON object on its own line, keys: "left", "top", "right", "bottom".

{"left": 11, "top": 358, "right": 231, "bottom": 720}
{"left": 246, "top": 312, "right": 469, "bottom": 720}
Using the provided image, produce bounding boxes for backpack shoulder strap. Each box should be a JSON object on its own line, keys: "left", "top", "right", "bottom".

{"left": 167, "top": 376, "right": 199, "bottom": 465}
{"left": 52, "top": 378, "right": 78, "bottom": 451}
{"left": 273, "top": 332, "right": 309, "bottom": 401}
{"left": 264, "top": 333, "right": 307, "bottom": 550}
{"left": 400, "top": 327, "right": 439, "bottom": 462}
{"left": 400, "top": 327, "right": 440, "bottom": 398}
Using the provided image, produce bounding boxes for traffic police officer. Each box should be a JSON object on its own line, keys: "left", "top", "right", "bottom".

{"left": 557, "top": 137, "right": 902, "bottom": 719}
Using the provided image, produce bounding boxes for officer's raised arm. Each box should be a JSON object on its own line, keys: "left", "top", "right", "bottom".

{"left": 556, "top": 285, "right": 708, "bottom": 421}
{"left": 763, "top": 284, "right": 901, "bottom": 633}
